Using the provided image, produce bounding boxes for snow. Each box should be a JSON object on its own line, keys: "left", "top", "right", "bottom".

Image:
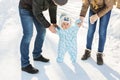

{"left": 0, "top": 0, "right": 120, "bottom": 80}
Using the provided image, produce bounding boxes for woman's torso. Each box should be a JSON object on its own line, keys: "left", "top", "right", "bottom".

{"left": 89, "top": 0, "right": 105, "bottom": 13}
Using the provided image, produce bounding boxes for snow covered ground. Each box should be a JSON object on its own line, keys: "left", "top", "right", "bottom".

{"left": 0, "top": 0, "right": 120, "bottom": 80}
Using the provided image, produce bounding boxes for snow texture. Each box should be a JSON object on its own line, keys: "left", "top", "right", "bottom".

{"left": 0, "top": 0, "right": 120, "bottom": 80}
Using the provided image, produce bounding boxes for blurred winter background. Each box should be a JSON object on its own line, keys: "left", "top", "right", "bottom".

{"left": 0, "top": 0, "right": 120, "bottom": 80}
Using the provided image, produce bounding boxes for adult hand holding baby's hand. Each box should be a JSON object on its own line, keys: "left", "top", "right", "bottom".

{"left": 75, "top": 19, "right": 83, "bottom": 27}
{"left": 49, "top": 24, "right": 57, "bottom": 33}
{"left": 53, "top": 24, "right": 58, "bottom": 27}
{"left": 76, "top": 16, "right": 84, "bottom": 27}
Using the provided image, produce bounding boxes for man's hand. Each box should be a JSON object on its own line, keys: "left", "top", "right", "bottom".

{"left": 53, "top": 24, "right": 58, "bottom": 27}
{"left": 90, "top": 14, "right": 99, "bottom": 24}
{"left": 48, "top": 24, "right": 56, "bottom": 33}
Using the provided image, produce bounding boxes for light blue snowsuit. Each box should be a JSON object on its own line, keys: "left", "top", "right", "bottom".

{"left": 56, "top": 25, "right": 79, "bottom": 63}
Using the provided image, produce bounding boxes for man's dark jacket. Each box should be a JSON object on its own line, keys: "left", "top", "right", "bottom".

{"left": 19, "top": 0, "right": 57, "bottom": 28}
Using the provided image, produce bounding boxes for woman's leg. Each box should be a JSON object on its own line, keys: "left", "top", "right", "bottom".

{"left": 86, "top": 10, "right": 97, "bottom": 50}
{"left": 81, "top": 10, "right": 97, "bottom": 60}
{"left": 98, "top": 11, "right": 111, "bottom": 53}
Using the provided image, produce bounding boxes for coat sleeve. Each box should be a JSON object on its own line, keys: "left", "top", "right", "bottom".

{"left": 32, "top": 0, "right": 50, "bottom": 28}
{"left": 80, "top": 0, "right": 89, "bottom": 17}
{"left": 116, "top": 0, "right": 120, "bottom": 9}
{"left": 97, "top": 0, "right": 114, "bottom": 18}
{"left": 49, "top": 2, "right": 57, "bottom": 24}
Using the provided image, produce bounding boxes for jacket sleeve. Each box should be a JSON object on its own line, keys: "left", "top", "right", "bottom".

{"left": 32, "top": 0, "right": 50, "bottom": 28}
{"left": 49, "top": 2, "right": 57, "bottom": 24}
{"left": 80, "top": 0, "right": 89, "bottom": 17}
{"left": 116, "top": 0, "right": 120, "bottom": 9}
{"left": 97, "top": 0, "right": 114, "bottom": 18}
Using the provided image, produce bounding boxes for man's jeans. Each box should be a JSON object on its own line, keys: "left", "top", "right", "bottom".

{"left": 19, "top": 8, "right": 46, "bottom": 67}
{"left": 86, "top": 10, "right": 111, "bottom": 53}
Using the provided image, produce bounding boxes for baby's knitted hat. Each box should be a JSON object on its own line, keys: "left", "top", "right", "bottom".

{"left": 59, "top": 13, "right": 71, "bottom": 25}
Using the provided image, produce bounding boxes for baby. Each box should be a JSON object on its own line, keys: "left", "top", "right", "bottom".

{"left": 56, "top": 13, "right": 81, "bottom": 63}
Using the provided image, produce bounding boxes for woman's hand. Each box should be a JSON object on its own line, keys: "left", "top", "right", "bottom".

{"left": 90, "top": 14, "right": 99, "bottom": 24}
{"left": 77, "top": 16, "right": 84, "bottom": 27}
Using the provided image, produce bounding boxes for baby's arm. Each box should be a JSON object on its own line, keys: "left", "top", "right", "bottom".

{"left": 75, "top": 19, "right": 81, "bottom": 27}
{"left": 55, "top": 26, "right": 61, "bottom": 35}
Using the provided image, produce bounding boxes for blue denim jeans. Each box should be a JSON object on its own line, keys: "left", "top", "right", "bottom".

{"left": 19, "top": 8, "right": 46, "bottom": 67}
{"left": 86, "top": 10, "right": 111, "bottom": 53}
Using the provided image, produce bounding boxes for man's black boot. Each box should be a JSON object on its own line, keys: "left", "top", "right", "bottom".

{"left": 22, "top": 64, "right": 39, "bottom": 74}
{"left": 34, "top": 55, "right": 50, "bottom": 62}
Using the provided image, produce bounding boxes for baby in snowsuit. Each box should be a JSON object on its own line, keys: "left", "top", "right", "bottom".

{"left": 56, "top": 13, "right": 81, "bottom": 63}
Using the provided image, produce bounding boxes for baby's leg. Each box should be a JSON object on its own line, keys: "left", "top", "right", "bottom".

{"left": 57, "top": 44, "right": 67, "bottom": 63}
{"left": 68, "top": 45, "right": 77, "bottom": 63}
